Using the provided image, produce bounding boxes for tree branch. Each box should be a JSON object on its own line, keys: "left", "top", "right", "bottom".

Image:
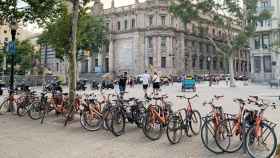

{"left": 207, "top": 36, "right": 225, "bottom": 55}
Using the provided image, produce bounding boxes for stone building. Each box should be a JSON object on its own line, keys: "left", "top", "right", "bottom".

{"left": 250, "top": 0, "right": 280, "bottom": 82}
{"left": 83, "top": 0, "right": 250, "bottom": 77}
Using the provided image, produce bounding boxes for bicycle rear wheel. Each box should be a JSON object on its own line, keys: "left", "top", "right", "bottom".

{"left": 143, "top": 107, "right": 164, "bottom": 141}
{"left": 111, "top": 109, "right": 125, "bottom": 136}
{"left": 0, "top": 99, "right": 9, "bottom": 114}
{"left": 166, "top": 112, "right": 183, "bottom": 144}
{"left": 80, "top": 109, "right": 103, "bottom": 131}
{"left": 28, "top": 101, "right": 43, "bottom": 120}
{"left": 245, "top": 122, "right": 277, "bottom": 158}
{"left": 201, "top": 118, "right": 224, "bottom": 154}
{"left": 215, "top": 118, "right": 243, "bottom": 153}
{"left": 190, "top": 110, "right": 202, "bottom": 135}
{"left": 17, "top": 104, "right": 28, "bottom": 117}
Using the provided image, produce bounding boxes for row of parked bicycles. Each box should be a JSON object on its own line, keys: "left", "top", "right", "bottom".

{"left": 0, "top": 88, "right": 278, "bottom": 158}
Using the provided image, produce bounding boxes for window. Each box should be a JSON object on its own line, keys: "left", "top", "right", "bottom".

{"left": 161, "top": 37, "right": 167, "bottom": 48}
{"left": 149, "top": 15, "right": 153, "bottom": 26}
{"left": 161, "top": 57, "right": 166, "bottom": 68}
{"left": 254, "top": 36, "right": 260, "bottom": 49}
{"left": 199, "top": 56, "right": 204, "bottom": 69}
{"left": 220, "top": 60, "right": 224, "bottom": 69}
{"left": 161, "top": 15, "right": 166, "bottom": 25}
{"left": 192, "top": 55, "right": 196, "bottom": 68}
{"left": 95, "top": 58, "right": 98, "bottom": 67}
{"left": 132, "top": 19, "right": 135, "bottom": 29}
{"left": 117, "top": 21, "right": 121, "bottom": 31}
{"left": 3, "top": 30, "right": 7, "bottom": 34}
{"left": 106, "top": 23, "right": 110, "bottom": 30}
{"left": 212, "top": 29, "right": 215, "bottom": 36}
{"left": 148, "top": 37, "right": 153, "bottom": 48}
{"left": 149, "top": 57, "right": 153, "bottom": 65}
{"left": 263, "top": 55, "right": 272, "bottom": 72}
{"left": 4, "top": 37, "right": 8, "bottom": 41}
{"left": 262, "top": 34, "right": 270, "bottom": 49}
{"left": 206, "top": 45, "right": 210, "bottom": 53}
{"left": 207, "top": 59, "right": 211, "bottom": 70}
{"left": 254, "top": 56, "right": 261, "bottom": 73}
{"left": 199, "top": 43, "right": 203, "bottom": 52}
{"left": 124, "top": 20, "right": 128, "bottom": 30}
{"left": 184, "top": 39, "right": 188, "bottom": 47}
{"left": 171, "top": 16, "right": 174, "bottom": 26}
{"left": 56, "top": 63, "right": 59, "bottom": 72}
{"left": 213, "top": 57, "right": 217, "bottom": 70}
{"left": 260, "top": 20, "right": 264, "bottom": 27}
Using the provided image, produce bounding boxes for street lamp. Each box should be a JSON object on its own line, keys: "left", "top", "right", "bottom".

{"left": 9, "top": 18, "right": 18, "bottom": 100}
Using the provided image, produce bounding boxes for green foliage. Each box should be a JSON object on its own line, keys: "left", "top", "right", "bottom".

{"left": 3, "top": 40, "right": 37, "bottom": 74}
{"left": 0, "top": 0, "right": 63, "bottom": 25}
{"left": 39, "top": 10, "right": 108, "bottom": 60}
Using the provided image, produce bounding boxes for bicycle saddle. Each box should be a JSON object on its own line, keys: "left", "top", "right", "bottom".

{"left": 214, "top": 95, "right": 224, "bottom": 99}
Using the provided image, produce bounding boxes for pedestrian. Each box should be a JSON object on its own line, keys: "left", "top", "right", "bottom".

{"left": 142, "top": 70, "right": 150, "bottom": 98}
{"left": 225, "top": 76, "right": 229, "bottom": 86}
{"left": 118, "top": 72, "right": 128, "bottom": 97}
{"left": 152, "top": 72, "right": 160, "bottom": 94}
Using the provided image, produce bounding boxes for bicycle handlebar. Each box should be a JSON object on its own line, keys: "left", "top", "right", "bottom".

{"left": 176, "top": 94, "right": 198, "bottom": 100}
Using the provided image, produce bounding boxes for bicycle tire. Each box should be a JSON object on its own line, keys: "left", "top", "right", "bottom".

{"left": 28, "top": 101, "right": 43, "bottom": 120}
{"left": 201, "top": 118, "right": 224, "bottom": 154}
{"left": 142, "top": 106, "right": 164, "bottom": 141}
{"left": 0, "top": 99, "right": 9, "bottom": 114}
{"left": 166, "top": 112, "right": 183, "bottom": 144}
{"left": 245, "top": 122, "right": 277, "bottom": 158}
{"left": 80, "top": 109, "right": 103, "bottom": 131}
{"left": 190, "top": 110, "right": 202, "bottom": 135}
{"left": 215, "top": 118, "right": 243, "bottom": 153}
{"left": 17, "top": 104, "right": 27, "bottom": 117}
{"left": 111, "top": 109, "right": 125, "bottom": 136}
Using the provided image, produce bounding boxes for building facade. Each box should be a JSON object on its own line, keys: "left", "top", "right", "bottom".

{"left": 250, "top": 0, "right": 280, "bottom": 82}
{"left": 82, "top": 0, "right": 250, "bottom": 77}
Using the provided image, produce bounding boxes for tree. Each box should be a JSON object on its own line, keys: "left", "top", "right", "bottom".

{"left": 170, "top": 0, "right": 271, "bottom": 87}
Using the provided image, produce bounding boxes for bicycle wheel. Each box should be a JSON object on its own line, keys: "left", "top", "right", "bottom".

{"left": 245, "top": 122, "right": 277, "bottom": 158}
{"left": 166, "top": 112, "right": 183, "bottom": 144}
{"left": 111, "top": 109, "right": 125, "bottom": 136}
{"left": 201, "top": 118, "right": 224, "bottom": 154}
{"left": 28, "top": 101, "right": 43, "bottom": 120}
{"left": 17, "top": 104, "right": 28, "bottom": 117}
{"left": 80, "top": 109, "right": 103, "bottom": 131}
{"left": 0, "top": 99, "right": 9, "bottom": 114}
{"left": 215, "top": 118, "right": 243, "bottom": 153}
{"left": 143, "top": 107, "right": 164, "bottom": 141}
{"left": 190, "top": 110, "right": 202, "bottom": 135}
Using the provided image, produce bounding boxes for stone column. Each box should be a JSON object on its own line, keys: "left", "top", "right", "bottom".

{"left": 108, "top": 37, "right": 114, "bottom": 74}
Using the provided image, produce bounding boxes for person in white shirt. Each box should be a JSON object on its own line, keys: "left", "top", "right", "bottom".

{"left": 152, "top": 72, "right": 160, "bottom": 94}
{"left": 142, "top": 70, "right": 150, "bottom": 97}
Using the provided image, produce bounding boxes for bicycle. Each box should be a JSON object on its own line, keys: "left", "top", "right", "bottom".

{"left": 166, "top": 94, "right": 201, "bottom": 144}
{"left": 0, "top": 90, "right": 22, "bottom": 114}
{"left": 80, "top": 92, "right": 115, "bottom": 131}
{"left": 142, "top": 94, "right": 173, "bottom": 141}
{"left": 110, "top": 94, "right": 146, "bottom": 136}
{"left": 16, "top": 91, "right": 39, "bottom": 117}
{"left": 200, "top": 95, "right": 230, "bottom": 154}
{"left": 244, "top": 96, "right": 277, "bottom": 158}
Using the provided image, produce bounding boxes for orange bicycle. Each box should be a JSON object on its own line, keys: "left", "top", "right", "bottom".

{"left": 143, "top": 94, "right": 173, "bottom": 141}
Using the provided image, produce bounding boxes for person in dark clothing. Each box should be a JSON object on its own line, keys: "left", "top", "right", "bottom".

{"left": 119, "top": 72, "right": 128, "bottom": 95}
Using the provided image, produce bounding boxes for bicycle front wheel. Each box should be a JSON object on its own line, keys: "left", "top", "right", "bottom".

{"left": 143, "top": 109, "right": 164, "bottom": 141}
{"left": 215, "top": 118, "right": 243, "bottom": 153}
{"left": 190, "top": 110, "right": 202, "bottom": 135}
{"left": 245, "top": 122, "right": 277, "bottom": 158}
{"left": 166, "top": 112, "right": 183, "bottom": 144}
{"left": 201, "top": 118, "right": 224, "bottom": 154}
{"left": 28, "top": 101, "right": 43, "bottom": 120}
{"left": 0, "top": 99, "right": 9, "bottom": 114}
{"left": 111, "top": 109, "right": 125, "bottom": 136}
{"left": 80, "top": 109, "right": 103, "bottom": 131}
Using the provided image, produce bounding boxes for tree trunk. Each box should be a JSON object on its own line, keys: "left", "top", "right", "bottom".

{"left": 228, "top": 54, "right": 236, "bottom": 87}
{"left": 64, "top": 0, "right": 79, "bottom": 126}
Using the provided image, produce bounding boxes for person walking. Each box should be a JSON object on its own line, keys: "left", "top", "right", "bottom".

{"left": 152, "top": 72, "right": 160, "bottom": 94}
{"left": 142, "top": 70, "right": 150, "bottom": 98}
{"left": 119, "top": 72, "right": 128, "bottom": 97}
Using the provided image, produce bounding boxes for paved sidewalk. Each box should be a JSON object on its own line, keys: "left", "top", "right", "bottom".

{"left": 0, "top": 81, "right": 279, "bottom": 158}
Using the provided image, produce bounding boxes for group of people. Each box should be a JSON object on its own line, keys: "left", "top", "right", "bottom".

{"left": 115, "top": 71, "right": 161, "bottom": 98}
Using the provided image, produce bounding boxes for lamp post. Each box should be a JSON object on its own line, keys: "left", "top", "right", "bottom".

{"left": 9, "top": 19, "right": 18, "bottom": 103}
{"left": 207, "top": 56, "right": 212, "bottom": 86}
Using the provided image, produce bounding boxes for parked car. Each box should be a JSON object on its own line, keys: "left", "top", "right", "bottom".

{"left": 77, "top": 79, "right": 87, "bottom": 91}
{"left": 101, "top": 80, "right": 114, "bottom": 89}
{"left": 91, "top": 80, "right": 99, "bottom": 90}
{"left": 235, "top": 75, "right": 249, "bottom": 81}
